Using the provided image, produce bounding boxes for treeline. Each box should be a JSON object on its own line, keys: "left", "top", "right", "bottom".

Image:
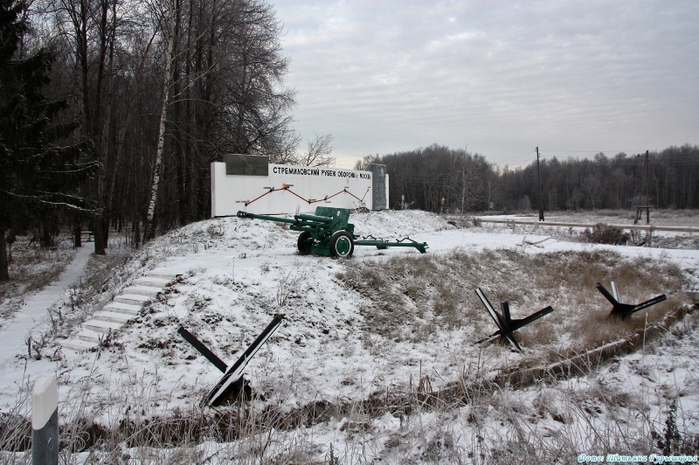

{"left": 1, "top": 0, "right": 305, "bottom": 280}
{"left": 357, "top": 144, "right": 699, "bottom": 213}
{"left": 45, "top": 0, "right": 298, "bottom": 242}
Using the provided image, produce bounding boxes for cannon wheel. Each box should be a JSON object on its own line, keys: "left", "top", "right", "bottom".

{"left": 330, "top": 231, "right": 354, "bottom": 258}
{"left": 297, "top": 231, "right": 312, "bottom": 255}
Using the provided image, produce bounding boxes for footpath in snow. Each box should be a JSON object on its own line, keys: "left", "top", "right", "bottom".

{"left": 0, "top": 244, "right": 92, "bottom": 407}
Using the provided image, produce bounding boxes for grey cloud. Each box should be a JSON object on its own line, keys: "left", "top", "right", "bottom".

{"left": 274, "top": 0, "right": 699, "bottom": 167}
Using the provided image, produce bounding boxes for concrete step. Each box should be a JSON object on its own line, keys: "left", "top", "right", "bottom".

{"left": 60, "top": 273, "right": 178, "bottom": 353}
{"left": 144, "top": 271, "right": 181, "bottom": 281}
{"left": 114, "top": 293, "right": 151, "bottom": 305}
{"left": 133, "top": 276, "right": 171, "bottom": 288}
{"left": 103, "top": 301, "right": 142, "bottom": 315}
{"left": 93, "top": 311, "right": 135, "bottom": 324}
{"left": 83, "top": 319, "right": 124, "bottom": 334}
{"left": 77, "top": 329, "right": 103, "bottom": 343}
{"left": 122, "top": 285, "right": 161, "bottom": 297}
{"left": 60, "top": 338, "right": 97, "bottom": 352}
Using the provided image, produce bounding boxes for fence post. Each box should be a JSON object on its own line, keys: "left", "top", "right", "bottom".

{"left": 32, "top": 376, "right": 58, "bottom": 465}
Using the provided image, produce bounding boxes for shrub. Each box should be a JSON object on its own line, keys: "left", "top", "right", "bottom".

{"left": 583, "top": 223, "right": 630, "bottom": 245}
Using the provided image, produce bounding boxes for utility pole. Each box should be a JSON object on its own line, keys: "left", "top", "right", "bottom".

{"left": 635, "top": 150, "right": 651, "bottom": 225}
{"left": 536, "top": 147, "right": 544, "bottom": 221}
{"left": 644, "top": 150, "right": 650, "bottom": 224}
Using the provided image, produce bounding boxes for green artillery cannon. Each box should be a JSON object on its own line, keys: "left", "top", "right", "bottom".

{"left": 236, "top": 206, "right": 428, "bottom": 258}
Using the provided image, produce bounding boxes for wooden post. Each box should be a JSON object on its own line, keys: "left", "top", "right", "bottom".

{"left": 32, "top": 376, "right": 58, "bottom": 465}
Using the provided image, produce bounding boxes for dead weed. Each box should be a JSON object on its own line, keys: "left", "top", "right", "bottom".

{"left": 338, "top": 248, "right": 688, "bottom": 354}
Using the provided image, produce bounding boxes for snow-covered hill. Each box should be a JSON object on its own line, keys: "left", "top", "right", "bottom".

{"left": 2, "top": 210, "right": 699, "bottom": 463}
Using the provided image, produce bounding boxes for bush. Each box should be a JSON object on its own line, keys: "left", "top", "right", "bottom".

{"left": 583, "top": 223, "right": 630, "bottom": 245}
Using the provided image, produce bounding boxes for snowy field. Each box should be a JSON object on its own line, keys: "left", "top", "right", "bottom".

{"left": 1, "top": 210, "right": 699, "bottom": 463}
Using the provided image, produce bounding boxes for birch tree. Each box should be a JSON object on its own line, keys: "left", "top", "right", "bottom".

{"left": 142, "top": 0, "right": 179, "bottom": 241}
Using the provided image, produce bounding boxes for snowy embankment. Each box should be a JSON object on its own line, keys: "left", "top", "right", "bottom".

{"left": 57, "top": 211, "right": 465, "bottom": 414}
{"left": 2, "top": 210, "right": 699, "bottom": 463}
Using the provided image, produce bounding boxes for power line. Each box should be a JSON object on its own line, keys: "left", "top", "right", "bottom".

{"left": 500, "top": 150, "right": 536, "bottom": 164}
{"left": 540, "top": 149, "right": 649, "bottom": 154}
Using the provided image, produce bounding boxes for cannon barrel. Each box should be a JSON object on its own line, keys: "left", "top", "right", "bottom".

{"left": 237, "top": 210, "right": 298, "bottom": 225}
{"left": 295, "top": 213, "right": 333, "bottom": 224}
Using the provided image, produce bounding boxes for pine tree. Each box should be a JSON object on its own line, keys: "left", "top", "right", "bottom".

{"left": 0, "top": 0, "right": 96, "bottom": 281}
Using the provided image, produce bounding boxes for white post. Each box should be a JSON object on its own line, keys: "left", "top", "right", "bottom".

{"left": 32, "top": 376, "right": 58, "bottom": 465}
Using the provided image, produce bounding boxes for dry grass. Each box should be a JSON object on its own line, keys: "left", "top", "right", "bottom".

{"left": 2, "top": 325, "right": 698, "bottom": 464}
{"left": 0, "top": 393, "right": 31, "bottom": 456}
{"left": 463, "top": 378, "right": 699, "bottom": 464}
{"left": 331, "top": 246, "right": 695, "bottom": 462}
{"left": 0, "top": 371, "right": 327, "bottom": 464}
{"left": 338, "top": 248, "right": 688, "bottom": 356}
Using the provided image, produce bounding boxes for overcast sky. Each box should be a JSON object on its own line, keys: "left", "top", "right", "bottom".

{"left": 273, "top": 1, "right": 699, "bottom": 169}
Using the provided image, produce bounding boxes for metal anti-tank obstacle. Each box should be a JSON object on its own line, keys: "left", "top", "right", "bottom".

{"left": 474, "top": 288, "right": 554, "bottom": 352}
{"left": 596, "top": 282, "right": 667, "bottom": 320}
{"left": 237, "top": 206, "right": 428, "bottom": 258}
{"left": 178, "top": 314, "right": 284, "bottom": 407}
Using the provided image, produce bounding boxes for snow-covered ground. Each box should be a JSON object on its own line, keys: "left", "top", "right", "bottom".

{"left": 1, "top": 210, "right": 699, "bottom": 463}
{"left": 0, "top": 245, "right": 91, "bottom": 405}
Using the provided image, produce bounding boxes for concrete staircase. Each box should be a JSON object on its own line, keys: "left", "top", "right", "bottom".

{"left": 60, "top": 271, "right": 180, "bottom": 352}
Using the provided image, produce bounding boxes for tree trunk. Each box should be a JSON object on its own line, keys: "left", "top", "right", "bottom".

{"left": 92, "top": 212, "right": 107, "bottom": 254}
{"left": 0, "top": 229, "right": 9, "bottom": 282}
{"left": 133, "top": 220, "right": 140, "bottom": 249}
{"left": 92, "top": 221, "right": 106, "bottom": 255}
{"left": 143, "top": 0, "right": 179, "bottom": 242}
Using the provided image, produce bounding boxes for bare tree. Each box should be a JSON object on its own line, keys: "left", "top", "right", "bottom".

{"left": 353, "top": 154, "right": 381, "bottom": 171}
{"left": 298, "top": 133, "right": 334, "bottom": 167}
{"left": 270, "top": 130, "right": 302, "bottom": 164}
{"left": 582, "top": 174, "right": 602, "bottom": 210}
{"left": 18, "top": 0, "right": 328, "bottom": 247}
{"left": 143, "top": 0, "right": 179, "bottom": 241}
